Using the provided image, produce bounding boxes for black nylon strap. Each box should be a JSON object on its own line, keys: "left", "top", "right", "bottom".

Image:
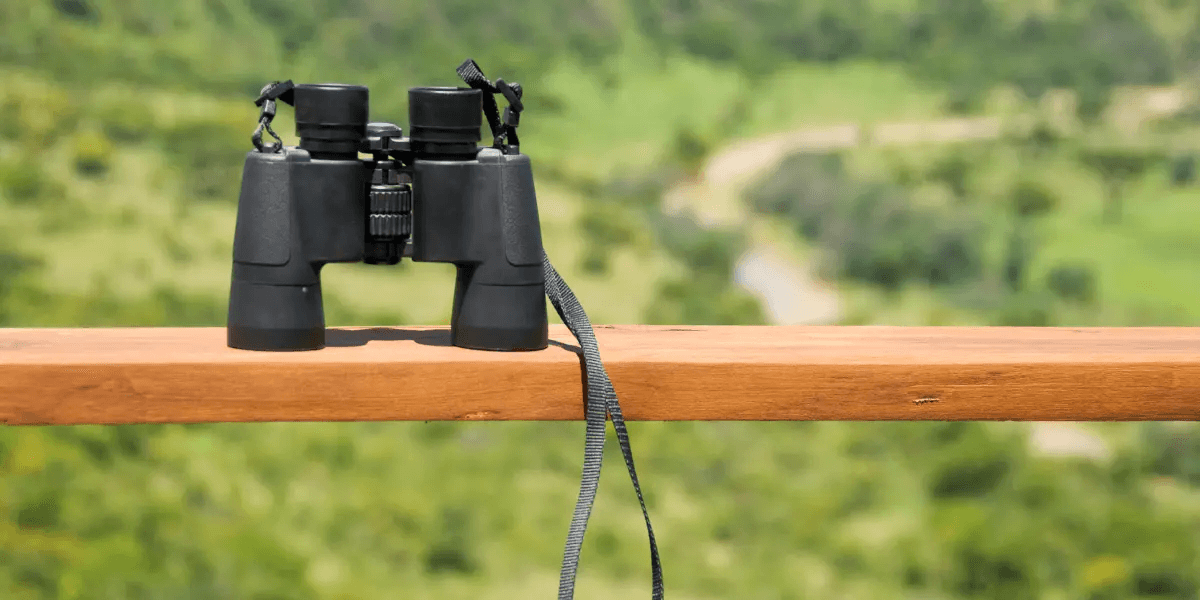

{"left": 457, "top": 60, "right": 523, "bottom": 153}
{"left": 456, "top": 59, "right": 504, "bottom": 146}
{"left": 543, "top": 251, "right": 664, "bottom": 600}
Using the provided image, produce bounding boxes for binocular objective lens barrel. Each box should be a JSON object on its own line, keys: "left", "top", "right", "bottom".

{"left": 293, "top": 84, "right": 369, "bottom": 158}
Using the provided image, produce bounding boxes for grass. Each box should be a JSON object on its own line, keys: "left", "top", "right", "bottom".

{"left": 10, "top": 56, "right": 1193, "bottom": 331}
{"left": 527, "top": 45, "right": 947, "bottom": 182}
{"left": 5, "top": 10, "right": 1200, "bottom": 600}
{"left": 0, "top": 58, "right": 697, "bottom": 326}
{"left": 787, "top": 117, "right": 1200, "bottom": 327}
{"left": 4, "top": 140, "right": 679, "bottom": 326}
{"left": 733, "top": 61, "right": 949, "bottom": 136}
{"left": 0, "top": 53, "right": 949, "bottom": 329}
{"left": 977, "top": 138, "right": 1200, "bottom": 326}
{"left": 1036, "top": 181, "right": 1200, "bottom": 325}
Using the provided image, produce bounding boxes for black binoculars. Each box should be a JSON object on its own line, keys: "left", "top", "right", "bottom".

{"left": 226, "top": 67, "right": 548, "bottom": 352}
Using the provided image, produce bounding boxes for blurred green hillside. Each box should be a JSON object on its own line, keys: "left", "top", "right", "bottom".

{"left": 4, "top": 0, "right": 1200, "bottom": 598}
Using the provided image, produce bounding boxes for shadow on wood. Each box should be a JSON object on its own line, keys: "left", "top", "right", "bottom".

{"left": 326, "top": 327, "right": 454, "bottom": 348}
{"left": 325, "top": 327, "right": 581, "bottom": 353}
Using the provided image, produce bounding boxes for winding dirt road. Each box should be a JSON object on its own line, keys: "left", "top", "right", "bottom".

{"left": 662, "top": 114, "right": 1049, "bottom": 326}
{"left": 662, "top": 123, "right": 863, "bottom": 325}
{"left": 665, "top": 115, "right": 1125, "bottom": 457}
{"left": 660, "top": 85, "right": 1191, "bottom": 325}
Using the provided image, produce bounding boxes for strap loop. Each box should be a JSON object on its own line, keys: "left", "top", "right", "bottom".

{"left": 456, "top": 59, "right": 524, "bottom": 153}
{"left": 251, "top": 80, "right": 294, "bottom": 153}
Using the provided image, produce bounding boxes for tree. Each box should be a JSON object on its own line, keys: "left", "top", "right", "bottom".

{"left": 1078, "top": 148, "right": 1165, "bottom": 224}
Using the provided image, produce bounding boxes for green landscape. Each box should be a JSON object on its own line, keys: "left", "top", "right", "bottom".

{"left": 5, "top": 0, "right": 1200, "bottom": 597}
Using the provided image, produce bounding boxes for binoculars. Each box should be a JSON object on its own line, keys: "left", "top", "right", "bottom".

{"left": 226, "top": 66, "right": 549, "bottom": 352}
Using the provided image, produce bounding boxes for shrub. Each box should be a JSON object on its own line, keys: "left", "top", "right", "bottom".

{"left": 644, "top": 278, "right": 765, "bottom": 325}
{"left": 1010, "top": 180, "right": 1058, "bottom": 218}
{"left": 1046, "top": 264, "right": 1097, "bottom": 304}
{"left": 577, "top": 205, "right": 642, "bottom": 276}
{"left": 652, "top": 213, "right": 746, "bottom": 279}
{"left": 579, "top": 249, "right": 609, "bottom": 276}
{"left": 97, "top": 97, "right": 156, "bottom": 143}
{"left": 993, "top": 290, "right": 1055, "bottom": 326}
{"left": 644, "top": 212, "right": 764, "bottom": 325}
{"left": 825, "top": 185, "right": 984, "bottom": 290}
{"left": 71, "top": 127, "right": 115, "bottom": 177}
{"left": 1003, "top": 227, "right": 1034, "bottom": 292}
{"left": 928, "top": 154, "right": 971, "bottom": 199}
{"left": 162, "top": 122, "right": 247, "bottom": 201}
{"left": 748, "top": 152, "right": 986, "bottom": 292}
{"left": 671, "top": 127, "right": 711, "bottom": 174}
{"left": 0, "top": 157, "right": 58, "bottom": 204}
{"left": 1024, "top": 123, "right": 1062, "bottom": 154}
{"left": 1170, "top": 154, "right": 1196, "bottom": 187}
{"left": 0, "top": 77, "right": 79, "bottom": 145}
{"left": 1142, "top": 423, "right": 1200, "bottom": 486}
{"left": 746, "top": 153, "right": 844, "bottom": 239}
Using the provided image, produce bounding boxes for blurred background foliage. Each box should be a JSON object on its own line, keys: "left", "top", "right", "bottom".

{"left": 4, "top": 0, "right": 1200, "bottom": 598}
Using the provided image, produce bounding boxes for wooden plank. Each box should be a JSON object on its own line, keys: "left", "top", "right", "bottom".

{"left": 1, "top": 325, "right": 1199, "bottom": 425}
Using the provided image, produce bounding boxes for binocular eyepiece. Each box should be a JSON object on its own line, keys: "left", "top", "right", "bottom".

{"left": 227, "top": 70, "right": 549, "bottom": 352}
{"left": 407, "top": 87, "right": 486, "bottom": 153}
{"left": 290, "top": 84, "right": 488, "bottom": 157}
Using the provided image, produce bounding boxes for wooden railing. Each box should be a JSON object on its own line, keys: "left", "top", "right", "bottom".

{"left": 1, "top": 326, "right": 1198, "bottom": 425}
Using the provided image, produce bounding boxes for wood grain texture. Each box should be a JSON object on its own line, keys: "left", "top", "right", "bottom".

{"left": 1, "top": 325, "right": 1199, "bottom": 424}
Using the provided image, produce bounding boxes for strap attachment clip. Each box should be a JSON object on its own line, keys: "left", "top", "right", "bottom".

{"left": 251, "top": 80, "right": 295, "bottom": 153}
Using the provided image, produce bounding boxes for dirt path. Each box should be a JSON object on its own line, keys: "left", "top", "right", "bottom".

{"left": 663, "top": 117, "right": 1118, "bottom": 458}
{"left": 661, "top": 86, "right": 1191, "bottom": 325}
{"left": 662, "top": 122, "right": 867, "bottom": 325}
{"left": 662, "top": 116, "right": 1017, "bottom": 327}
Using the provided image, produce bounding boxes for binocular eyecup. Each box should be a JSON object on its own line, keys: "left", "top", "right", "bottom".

{"left": 292, "top": 84, "right": 368, "bottom": 158}
{"left": 289, "top": 84, "right": 486, "bottom": 158}
{"left": 408, "top": 87, "right": 483, "bottom": 155}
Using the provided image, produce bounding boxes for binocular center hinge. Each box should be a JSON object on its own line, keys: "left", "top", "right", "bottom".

{"left": 364, "top": 122, "right": 405, "bottom": 158}
{"left": 365, "top": 158, "right": 412, "bottom": 266}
